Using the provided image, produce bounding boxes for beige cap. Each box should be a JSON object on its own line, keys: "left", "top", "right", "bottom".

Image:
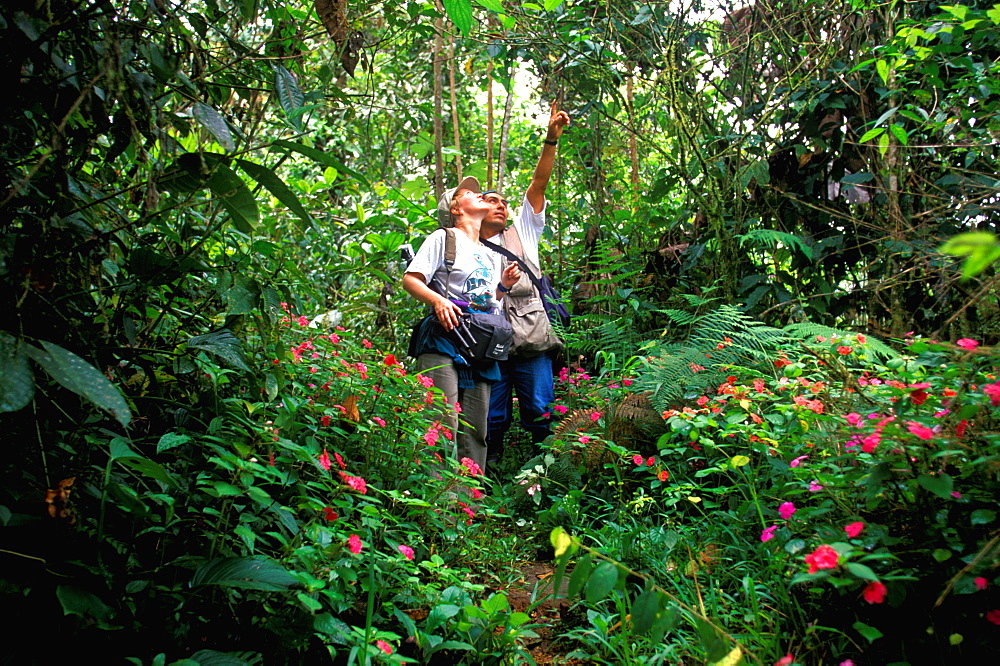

{"left": 436, "top": 176, "right": 481, "bottom": 228}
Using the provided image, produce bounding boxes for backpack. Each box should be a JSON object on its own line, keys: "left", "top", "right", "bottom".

{"left": 483, "top": 227, "right": 563, "bottom": 357}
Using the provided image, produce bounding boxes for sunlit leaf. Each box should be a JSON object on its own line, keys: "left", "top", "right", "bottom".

{"left": 442, "top": 0, "right": 473, "bottom": 36}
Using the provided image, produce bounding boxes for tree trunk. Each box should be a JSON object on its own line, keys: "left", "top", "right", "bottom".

{"left": 486, "top": 60, "right": 494, "bottom": 190}
{"left": 496, "top": 81, "right": 515, "bottom": 193}
{"left": 431, "top": 6, "right": 445, "bottom": 199}
{"left": 448, "top": 34, "right": 462, "bottom": 179}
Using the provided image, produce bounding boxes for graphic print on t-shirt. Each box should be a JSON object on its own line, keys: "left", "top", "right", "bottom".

{"left": 466, "top": 251, "right": 495, "bottom": 311}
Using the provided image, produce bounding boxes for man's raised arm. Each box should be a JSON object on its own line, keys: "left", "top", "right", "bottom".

{"left": 525, "top": 101, "right": 571, "bottom": 214}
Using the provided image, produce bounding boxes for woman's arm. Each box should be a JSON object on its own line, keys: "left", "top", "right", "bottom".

{"left": 403, "top": 272, "right": 463, "bottom": 331}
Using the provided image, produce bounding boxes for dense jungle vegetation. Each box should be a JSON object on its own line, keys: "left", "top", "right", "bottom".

{"left": 3, "top": 0, "right": 1000, "bottom": 663}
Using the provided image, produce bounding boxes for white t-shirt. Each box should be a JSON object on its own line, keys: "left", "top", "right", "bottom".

{"left": 406, "top": 228, "right": 501, "bottom": 312}
{"left": 486, "top": 195, "right": 545, "bottom": 267}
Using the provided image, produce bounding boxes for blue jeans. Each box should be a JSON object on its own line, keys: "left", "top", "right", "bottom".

{"left": 486, "top": 353, "right": 554, "bottom": 462}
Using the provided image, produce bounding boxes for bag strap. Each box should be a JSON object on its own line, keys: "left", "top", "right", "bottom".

{"left": 429, "top": 228, "right": 457, "bottom": 301}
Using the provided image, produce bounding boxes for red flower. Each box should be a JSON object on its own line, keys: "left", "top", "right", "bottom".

{"left": 320, "top": 415, "right": 332, "bottom": 427}
{"left": 657, "top": 469, "right": 669, "bottom": 481}
{"left": 909, "top": 388, "right": 929, "bottom": 405}
{"left": 347, "top": 534, "right": 363, "bottom": 554}
{"left": 987, "top": 609, "right": 1000, "bottom": 625}
{"left": 844, "top": 522, "right": 865, "bottom": 538}
{"left": 773, "top": 357, "right": 792, "bottom": 368}
{"left": 338, "top": 471, "right": 368, "bottom": 494}
{"left": 975, "top": 577, "right": 989, "bottom": 591}
{"left": 804, "top": 544, "right": 839, "bottom": 574}
{"left": 837, "top": 346, "right": 853, "bottom": 355}
{"left": 375, "top": 640, "right": 393, "bottom": 655}
{"left": 384, "top": 353, "right": 398, "bottom": 366}
{"left": 322, "top": 507, "right": 338, "bottom": 521}
{"left": 774, "top": 654, "right": 794, "bottom": 666}
{"left": 862, "top": 580, "right": 887, "bottom": 604}
{"left": 646, "top": 456, "right": 655, "bottom": 466}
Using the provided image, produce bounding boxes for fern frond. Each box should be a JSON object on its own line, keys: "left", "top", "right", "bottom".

{"left": 784, "top": 323, "right": 898, "bottom": 360}
{"left": 738, "top": 229, "right": 813, "bottom": 260}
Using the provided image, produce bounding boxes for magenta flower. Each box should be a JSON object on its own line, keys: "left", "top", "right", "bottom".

{"left": 761, "top": 525, "right": 778, "bottom": 542}
{"left": 417, "top": 374, "right": 434, "bottom": 388}
{"left": 778, "top": 502, "right": 796, "bottom": 520}
{"left": 844, "top": 521, "right": 865, "bottom": 538}
{"left": 957, "top": 338, "right": 979, "bottom": 349}
{"left": 553, "top": 404, "right": 569, "bottom": 414}
{"left": 975, "top": 576, "right": 989, "bottom": 590}
{"left": 632, "top": 454, "right": 644, "bottom": 466}
{"left": 372, "top": 416, "right": 387, "bottom": 427}
{"left": 459, "top": 457, "right": 482, "bottom": 476}
{"left": 790, "top": 455, "right": 808, "bottom": 468}
{"left": 808, "top": 481, "right": 824, "bottom": 492}
{"left": 348, "top": 534, "right": 363, "bottom": 554}
{"left": 375, "top": 639, "right": 393, "bottom": 655}
{"left": 398, "top": 544, "right": 415, "bottom": 561}
{"left": 578, "top": 435, "right": 591, "bottom": 445}
{"left": 590, "top": 411, "right": 602, "bottom": 422}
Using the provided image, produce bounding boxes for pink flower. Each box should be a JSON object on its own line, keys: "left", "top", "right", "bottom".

{"left": 375, "top": 639, "right": 393, "bottom": 655}
{"left": 957, "top": 338, "right": 979, "bottom": 349}
{"left": 646, "top": 456, "right": 655, "bottom": 466}
{"left": 808, "top": 481, "right": 824, "bottom": 492}
{"left": 862, "top": 580, "right": 887, "bottom": 604}
{"left": 578, "top": 435, "right": 591, "bottom": 445}
{"left": 622, "top": 379, "right": 633, "bottom": 387}
{"left": 790, "top": 455, "right": 808, "bottom": 468}
{"left": 322, "top": 507, "right": 338, "bottom": 521}
{"left": 844, "top": 521, "right": 865, "bottom": 538}
{"left": 348, "top": 534, "right": 363, "bottom": 554}
{"left": 837, "top": 346, "right": 852, "bottom": 355}
{"left": 457, "top": 501, "right": 476, "bottom": 519}
{"left": 334, "top": 451, "right": 347, "bottom": 470}
{"left": 861, "top": 433, "right": 881, "bottom": 453}
{"left": 778, "top": 502, "right": 796, "bottom": 520}
{"left": 775, "top": 654, "right": 794, "bottom": 666}
{"left": 590, "top": 411, "right": 601, "bottom": 422}
{"left": 318, "top": 449, "right": 332, "bottom": 471}
{"left": 952, "top": 491, "right": 963, "bottom": 499}
{"left": 553, "top": 404, "right": 568, "bottom": 414}
{"left": 905, "top": 421, "right": 934, "bottom": 440}
{"left": 983, "top": 382, "right": 1000, "bottom": 406}
{"left": 804, "top": 544, "right": 839, "bottom": 573}
{"left": 454, "top": 401, "right": 462, "bottom": 414}
{"left": 460, "top": 457, "right": 482, "bottom": 476}
{"left": 856, "top": 334, "right": 866, "bottom": 344}
{"left": 424, "top": 425, "right": 440, "bottom": 446}
{"left": 417, "top": 374, "right": 434, "bottom": 388}
{"left": 398, "top": 544, "right": 415, "bottom": 561}
{"left": 761, "top": 525, "right": 778, "bottom": 542}
{"left": 372, "top": 416, "right": 386, "bottom": 427}
{"left": 338, "top": 471, "right": 368, "bottom": 494}
{"left": 526, "top": 483, "right": 541, "bottom": 496}
{"left": 988, "top": 609, "right": 1000, "bottom": 625}
{"left": 845, "top": 413, "right": 863, "bottom": 426}
{"left": 975, "top": 576, "right": 989, "bottom": 590}
{"left": 362, "top": 339, "right": 372, "bottom": 349}
{"left": 632, "top": 454, "right": 644, "bottom": 466}
{"left": 329, "top": 333, "right": 340, "bottom": 344}
{"left": 840, "top": 660, "right": 856, "bottom": 666}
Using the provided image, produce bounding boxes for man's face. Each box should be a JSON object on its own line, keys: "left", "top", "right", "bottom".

{"left": 481, "top": 191, "right": 510, "bottom": 234}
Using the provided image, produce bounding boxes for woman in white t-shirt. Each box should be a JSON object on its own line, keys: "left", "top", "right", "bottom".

{"left": 403, "top": 177, "right": 520, "bottom": 473}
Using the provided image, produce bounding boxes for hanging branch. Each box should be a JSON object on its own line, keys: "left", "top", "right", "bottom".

{"left": 448, "top": 35, "right": 463, "bottom": 179}
{"left": 432, "top": 5, "right": 445, "bottom": 199}
{"left": 496, "top": 79, "right": 515, "bottom": 193}
{"left": 486, "top": 60, "right": 494, "bottom": 190}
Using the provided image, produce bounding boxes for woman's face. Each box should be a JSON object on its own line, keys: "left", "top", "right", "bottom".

{"left": 451, "top": 189, "right": 490, "bottom": 218}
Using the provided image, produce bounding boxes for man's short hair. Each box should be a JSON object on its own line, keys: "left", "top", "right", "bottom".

{"left": 437, "top": 176, "right": 481, "bottom": 227}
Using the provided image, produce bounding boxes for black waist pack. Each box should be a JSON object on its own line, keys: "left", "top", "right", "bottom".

{"left": 449, "top": 312, "right": 513, "bottom": 362}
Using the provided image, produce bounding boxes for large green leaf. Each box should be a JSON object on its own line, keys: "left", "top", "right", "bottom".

{"left": 193, "top": 102, "right": 235, "bottom": 152}
{"left": 206, "top": 162, "right": 258, "bottom": 234}
{"left": 235, "top": 158, "right": 312, "bottom": 229}
{"left": 584, "top": 561, "right": 619, "bottom": 604}
{"left": 442, "top": 0, "right": 473, "bottom": 35}
{"left": 0, "top": 332, "right": 34, "bottom": 413}
{"left": 273, "top": 64, "right": 305, "bottom": 129}
{"left": 186, "top": 329, "right": 252, "bottom": 371}
{"left": 630, "top": 587, "right": 663, "bottom": 635}
{"left": 24, "top": 341, "right": 130, "bottom": 427}
{"left": 917, "top": 473, "right": 954, "bottom": 499}
{"left": 270, "top": 139, "right": 368, "bottom": 185}
{"left": 56, "top": 585, "right": 119, "bottom": 630}
{"left": 191, "top": 557, "right": 299, "bottom": 591}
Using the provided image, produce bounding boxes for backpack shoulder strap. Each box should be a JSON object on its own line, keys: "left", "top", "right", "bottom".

{"left": 444, "top": 227, "right": 457, "bottom": 271}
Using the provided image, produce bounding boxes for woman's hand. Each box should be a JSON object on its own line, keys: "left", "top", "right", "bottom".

{"left": 433, "top": 295, "right": 463, "bottom": 331}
